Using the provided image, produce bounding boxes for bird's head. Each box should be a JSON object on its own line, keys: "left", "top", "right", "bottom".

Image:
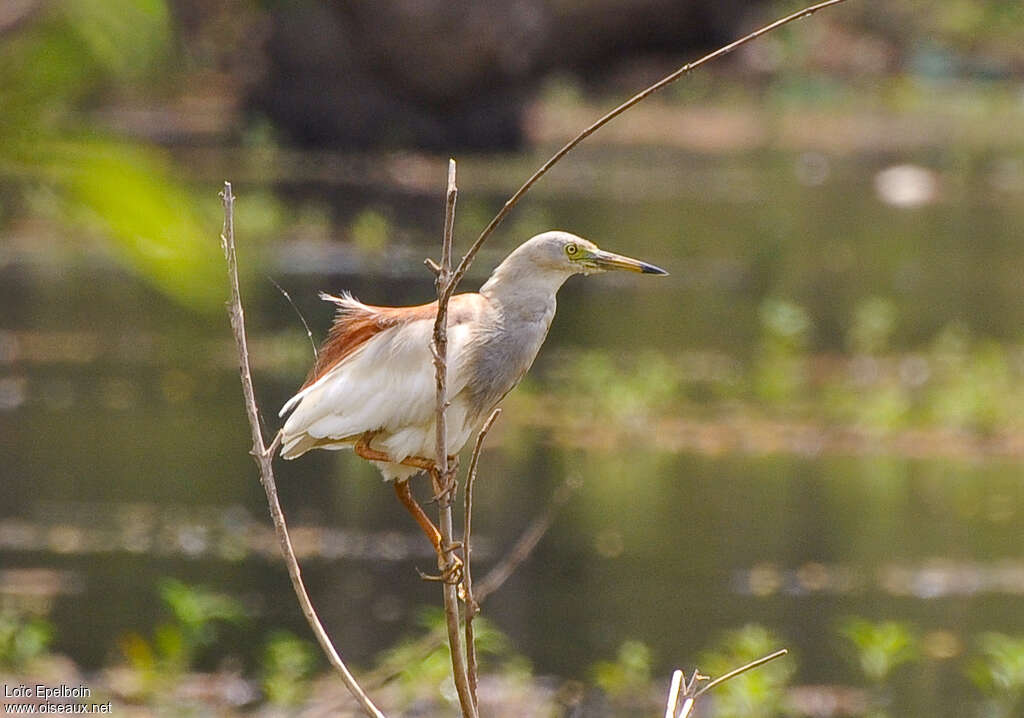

{"left": 517, "top": 231, "right": 669, "bottom": 277}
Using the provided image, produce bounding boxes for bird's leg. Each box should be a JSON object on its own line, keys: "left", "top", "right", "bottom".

{"left": 353, "top": 432, "right": 399, "bottom": 464}
{"left": 393, "top": 479, "right": 463, "bottom": 585}
{"left": 354, "top": 433, "right": 459, "bottom": 503}
{"left": 354, "top": 433, "right": 463, "bottom": 584}
{"left": 353, "top": 432, "right": 443, "bottom": 473}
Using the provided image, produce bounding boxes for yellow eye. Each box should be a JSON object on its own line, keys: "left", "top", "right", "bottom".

{"left": 566, "top": 244, "right": 578, "bottom": 257}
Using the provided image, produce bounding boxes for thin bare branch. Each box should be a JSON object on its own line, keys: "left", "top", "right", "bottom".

{"left": 447, "top": 0, "right": 849, "bottom": 293}
{"left": 474, "top": 475, "right": 581, "bottom": 604}
{"left": 463, "top": 408, "right": 502, "bottom": 702}
{"left": 219, "top": 182, "right": 385, "bottom": 718}
{"left": 663, "top": 650, "right": 786, "bottom": 718}
{"left": 694, "top": 649, "right": 788, "bottom": 698}
{"left": 429, "top": 161, "right": 479, "bottom": 718}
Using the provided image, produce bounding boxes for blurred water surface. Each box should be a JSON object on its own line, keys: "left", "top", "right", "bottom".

{"left": 2, "top": 145, "right": 1024, "bottom": 713}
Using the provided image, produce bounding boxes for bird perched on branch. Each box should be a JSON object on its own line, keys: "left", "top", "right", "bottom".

{"left": 279, "top": 231, "right": 666, "bottom": 569}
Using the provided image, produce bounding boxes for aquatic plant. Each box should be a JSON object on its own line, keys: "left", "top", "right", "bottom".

{"left": 840, "top": 617, "right": 919, "bottom": 684}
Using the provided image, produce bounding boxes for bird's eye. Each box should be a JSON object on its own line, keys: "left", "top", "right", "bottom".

{"left": 565, "top": 244, "right": 578, "bottom": 257}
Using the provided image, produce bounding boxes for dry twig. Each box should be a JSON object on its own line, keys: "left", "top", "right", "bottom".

{"left": 664, "top": 649, "right": 789, "bottom": 718}
{"left": 219, "top": 182, "right": 385, "bottom": 718}
{"left": 427, "top": 160, "right": 479, "bottom": 718}
{"left": 462, "top": 407, "right": 502, "bottom": 702}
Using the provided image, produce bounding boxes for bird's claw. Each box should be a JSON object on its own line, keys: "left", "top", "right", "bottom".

{"left": 427, "top": 459, "right": 460, "bottom": 504}
{"left": 416, "top": 549, "right": 464, "bottom": 587}
{"left": 429, "top": 478, "right": 459, "bottom": 505}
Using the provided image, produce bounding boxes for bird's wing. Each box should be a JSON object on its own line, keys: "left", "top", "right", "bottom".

{"left": 279, "top": 292, "right": 487, "bottom": 457}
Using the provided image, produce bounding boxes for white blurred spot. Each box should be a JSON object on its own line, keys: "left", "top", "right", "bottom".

{"left": 874, "top": 164, "right": 938, "bottom": 208}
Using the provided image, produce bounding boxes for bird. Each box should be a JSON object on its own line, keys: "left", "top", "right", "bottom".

{"left": 278, "top": 230, "right": 667, "bottom": 573}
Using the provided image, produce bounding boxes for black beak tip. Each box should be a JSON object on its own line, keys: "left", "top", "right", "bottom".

{"left": 642, "top": 263, "right": 669, "bottom": 276}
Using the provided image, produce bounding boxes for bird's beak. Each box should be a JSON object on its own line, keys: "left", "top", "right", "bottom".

{"left": 588, "top": 249, "right": 669, "bottom": 275}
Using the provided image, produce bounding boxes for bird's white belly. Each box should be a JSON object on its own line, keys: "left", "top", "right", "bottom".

{"left": 372, "top": 397, "right": 477, "bottom": 481}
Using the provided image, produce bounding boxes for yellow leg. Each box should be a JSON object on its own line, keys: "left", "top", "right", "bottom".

{"left": 393, "top": 479, "right": 443, "bottom": 551}
{"left": 354, "top": 433, "right": 462, "bottom": 583}
{"left": 353, "top": 432, "right": 437, "bottom": 472}
{"left": 392, "top": 480, "right": 463, "bottom": 584}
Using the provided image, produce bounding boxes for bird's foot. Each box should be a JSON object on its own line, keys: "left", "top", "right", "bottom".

{"left": 416, "top": 548, "right": 465, "bottom": 589}
{"left": 427, "top": 457, "right": 459, "bottom": 504}
{"left": 429, "top": 476, "right": 459, "bottom": 505}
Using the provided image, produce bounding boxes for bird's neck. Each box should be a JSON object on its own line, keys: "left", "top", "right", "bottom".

{"left": 479, "top": 256, "right": 571, "bottom": 319}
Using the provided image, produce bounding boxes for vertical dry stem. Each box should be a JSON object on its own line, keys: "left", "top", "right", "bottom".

{"left": 462, "top": 407, "right": 502, "bottom": 700}
{"left": 219, "top": 182, "right": 385, "bottom": 718}
{"left": 664, "top": 669, "right": 685, "bottom": 718}
{"left": 428, "top": 160, "right": 479, "bottom": 718}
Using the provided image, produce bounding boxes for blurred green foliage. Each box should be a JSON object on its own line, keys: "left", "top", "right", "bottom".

{"left": 0, "top": 610, "right": 55, "bottom": 671}
{"left": 697, "top": 625, "right": 795, "bottom": 718}
{"left": 591, "top": 639, "right": 653, "bottom": 699}
{"left": 349, "top": 209, "right": 393, "bottom": 253}
{"left": 374, "top": 607, "right": 528, "bottom": 705}
{"left": 526, "top": 298, "right": 1024, "bottom": 442}
{"left": 550, "top": 349, "right": 681, "bottom": 422}
{"left": 968, "top": 633, "right": 1024, "bottom": 717}
{"left": 0, "top": 0, "right": 223, "bottom": 310}
{"left": 260, "top": 630, "right": 319, "bottom": 706}
{"left": 840, "top": 618, "right": 919, "bottom": 684}
{"left": 755, "top": 298, "right": 812, "bottom": 405}
{"left": 119, "top": 578, "right": 248, "bottom": 691}
{"left": 848, "top": 297, "right": 898, "bottom": 356}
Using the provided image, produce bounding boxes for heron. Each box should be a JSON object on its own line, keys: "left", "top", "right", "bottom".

{"left": 278, "top": 230, "right": 667, "bottom": 574}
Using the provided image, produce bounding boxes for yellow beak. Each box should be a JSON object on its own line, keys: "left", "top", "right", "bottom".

{"left": 589, "top": 249, "right": 669, "bottom": 275}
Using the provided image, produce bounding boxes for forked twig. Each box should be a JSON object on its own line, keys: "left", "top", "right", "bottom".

{"left": 219, "top": 182, "right": 385, "bottom": 718}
